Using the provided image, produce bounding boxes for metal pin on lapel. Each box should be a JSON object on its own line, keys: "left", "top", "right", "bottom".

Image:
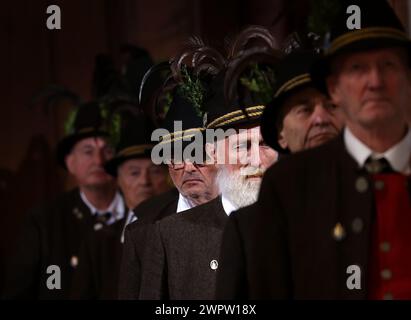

{"left": 210, "top": 260, "right": 218, "bottom": 270}
{"left": 332, "top": 223, "right": 346, "bottom": 241}
{"left": 72, "top": 208, "right": 83, "bottom": 220}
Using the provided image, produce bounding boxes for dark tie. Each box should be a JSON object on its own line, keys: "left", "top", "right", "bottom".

{"left": 93, "top": 212, "right": 112, "bottom": 230}
{"left": 364, "top": 157, "right": 395, "bottom": 174}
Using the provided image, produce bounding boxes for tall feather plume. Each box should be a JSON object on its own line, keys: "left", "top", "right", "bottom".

{"left": 170, "top": 37, "right": 226, "bottom": 115}
{"left": 30, "top": 84, "right": 81, "bottom": 114}
{"left": 227, "top": 25, "right": 279, "bottom": 60}
{"left": 224, "top": 26, "right": 282, "bottom": 111}
{"left": 138, "top": 62, "right": 173, "bottom": 127}
{"left": 281, "top": 31, "right": 323, "bottom": 54}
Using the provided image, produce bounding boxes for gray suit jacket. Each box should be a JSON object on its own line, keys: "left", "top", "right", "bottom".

{"left": 139, "top": 196, "right": 227, "bottom": 300}
{"left": 118, "top": 189, "right": 178, "bottom": 299}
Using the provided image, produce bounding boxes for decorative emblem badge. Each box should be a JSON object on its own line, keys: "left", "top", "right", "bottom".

{"left": 210, "top": 259, "right": 218, "bottom": 270}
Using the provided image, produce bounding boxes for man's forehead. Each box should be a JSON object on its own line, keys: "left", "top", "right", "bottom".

{"left": 286, "top": 87, "right": 322, "bottom": 103}
{"left": 120, "top": 159, "right": 155, "bottom": 172}
{"left": 282, "top": 87, "right": 325, "bottom": 113}
{"left": 75, "top": 136, "right": 109, "bottom": 148}
{"left": 334, "top": 47, "right": 407, "bottom": 67}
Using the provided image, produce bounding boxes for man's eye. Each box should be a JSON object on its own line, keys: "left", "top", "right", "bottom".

{"left": 296, "top": 105, "right": 311, "bottom": 115}
{"left": 350, "top": 63, "right": 364, "bottom": 72}
{"left": 82, "top": 149, "right": 93, "bottom": 156}
{"left": 324, "top": 101, "right": 337, "bottom": 110}
{"left": 130, "top": 171, "right": 141, "bottom": 177}
{"left": 383, "top": 60, "right": 396, "bottom": 68}
{"left": 104, "top": 148, "right": 114, "bottom": 155}
{"left": 150, "top": 167, "right": 163, "bottom": 175}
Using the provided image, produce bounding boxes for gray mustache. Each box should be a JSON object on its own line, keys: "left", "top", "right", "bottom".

{"left": 240, "top": 167, "right": 264, "bottom": 177}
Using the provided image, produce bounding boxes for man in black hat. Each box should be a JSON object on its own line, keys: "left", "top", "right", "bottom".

{"left": 217, "top": 0, "right": 411, "bottom": 299}
{"left": 216, "top": 49, "right": 344, "bottom": 299}
{"left": 118, "top": 61, "right": 220, "bottom": 299}
{"left": 3, "top": 101, "right": 125, "bottom": 299}
{"left": 69, "top": 107, "right": 172, "bottom": 299}
{"left": 261, "top": 50, "right": 344, "bottom": 154}
{"left": 138, "top": 28, "right": 279, "bottom": 299}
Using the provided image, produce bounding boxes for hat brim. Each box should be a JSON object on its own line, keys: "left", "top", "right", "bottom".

{"left": 104, "top": 148, "right": 153, "bottom": 177}
{"left": 311, "top": 37, "right": 411, "bottom": 95}
{"left": 261, "top": 101, "right": 286, "bottom": 153}
{"left": 261, "top": 83, "right": 314, "bottom": 154}
{"left": 56, "top": 130, "right": 108, "bottom": 169}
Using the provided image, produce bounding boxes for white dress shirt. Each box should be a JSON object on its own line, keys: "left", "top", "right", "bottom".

{"left": 176, "top": 193, "right": 196, "bottom": 213}
{"left": 221, "top": 195, "right": 237, "bottom": 216}
{"left": 344, "top": 127, "right": 411, "bottom": 174}
{"left": 120, "top": 209, "right": 138, "bottom": 243}
{"left": 80, "top": 190, "right": 125, "bottom": 225}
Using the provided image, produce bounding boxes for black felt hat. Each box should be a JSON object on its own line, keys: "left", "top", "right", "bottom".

{"left": 261, "top": 50, "right": 320, "bottom": 153}
{"left": 203, "top": 27, "right": 280, "bottom": 130}
{"left": 310, "top": 0, "right": 411, "bottom": 94}
{"left": 104, "top": 108, "right": 155, "bottom": 176}
{"left": 56, "top": 101, "right": 110, "bottom": 169}
{"left": 158, "top": 90, "right": 204, "bottom": 146}
{"left": 140, "top": 62, "right": 205, "bottom": 146}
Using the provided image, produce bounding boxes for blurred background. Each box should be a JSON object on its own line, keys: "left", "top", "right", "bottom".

{"left": 0, "top": 0, "right": 409, "bottom": 290}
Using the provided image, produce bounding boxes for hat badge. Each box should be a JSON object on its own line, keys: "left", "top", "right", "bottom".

{"left": 210, "top": 259, "right": 218, "bottom": 270}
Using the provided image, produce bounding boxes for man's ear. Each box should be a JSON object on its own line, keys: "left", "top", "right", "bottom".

{"left": 205, "top": 142, "right": 217, "bottom": 165}
{"left": 277, "top": 129, "right": 288, "bottom": 150}
{"left": 65, "top": 153, "right": 75, "bottom": 175}
{"left": 326, "top": 75, "right": 340, "bottom": 105}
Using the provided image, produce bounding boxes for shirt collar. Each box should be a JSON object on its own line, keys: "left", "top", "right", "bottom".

{"left": 120, "top": 209, "right": 138, "bottom": 244}
{"left": 80, "top": 190, "right": 126, "bottom": 223}
{"left": 221, "top": 195, "right": 236, "bottom": 216}
{"left": 344, "top": 127, "right": 411, "bottom": 174}
{"left": 176, "top": 193, "right": 195, "bottom": 213}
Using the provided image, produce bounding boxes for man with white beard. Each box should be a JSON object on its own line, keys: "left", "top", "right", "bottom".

{"left": 138, "top": 122, "right": 276, "bottom": 300}
{"left": 215, "top": 49, "right": 345, "bottom": 299}
{"left": 138, "top": 27, "right": 280, "bottom": 299}
{"left": 214, "top": 126, "right": 275, "bottom": 211}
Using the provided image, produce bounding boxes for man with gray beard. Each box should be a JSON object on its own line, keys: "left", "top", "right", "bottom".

{"left": 213, "top": 126, "right": 275, "bottom": 211}
{"left": 215, "top": 49, "right": 345, "bottom": 299}
{"left": 138, "top": 120, "right": 276, "bottom": 300}
{"left": 138, "top": 27, "right": 280, "bottom": 299}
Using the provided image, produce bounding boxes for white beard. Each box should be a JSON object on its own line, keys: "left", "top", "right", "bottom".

{"left": 216, "top": 166, "right": 262, "bottom": 209}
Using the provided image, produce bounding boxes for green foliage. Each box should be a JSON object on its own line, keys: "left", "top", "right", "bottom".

{"left": 177, "top": 66, "right": 205, "bottom": 117}
{"left": 100, "top": 103, "right": 109, "bottom": 122}
{"left": 64, "top": 108, "right": 78, "bottom": 135}
{"left": 108, "top": 112, "right": 122, "bottom": 148}
{"left": 240, "top": 64, "right": 276, "bottom": 105}
{"left": 162, "top": 91, "right": 173, "bottom": 117}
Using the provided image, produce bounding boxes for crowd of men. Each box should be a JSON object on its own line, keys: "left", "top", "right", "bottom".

{"left": 2, "top": 0, "right": 411, "bottom": 300}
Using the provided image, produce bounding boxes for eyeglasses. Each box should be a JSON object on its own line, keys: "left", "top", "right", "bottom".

{"left": 166, "top": 160, "right": 206, "bottom": 170}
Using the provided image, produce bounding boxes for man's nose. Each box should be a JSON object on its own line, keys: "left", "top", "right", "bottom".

{"left": 311, "top": 104, "right": 332, "bottom": 126}
{"left": 94, "top": 150, "right": 105, "bottom": 165}
{"left": 248, "top": 144, "right": 262, "bottom": 168}
{"left": 183, "top": 160, "right": 197, "bottom": 173}
{"left": 367, "top": 65, "right": 384, "bottom": 89}
{"left": 140, "top": 169, "right": 151, "bottom": 186}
